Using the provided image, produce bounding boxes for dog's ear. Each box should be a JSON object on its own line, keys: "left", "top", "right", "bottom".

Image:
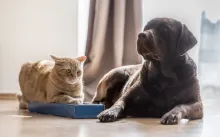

{"left": 176, "top": 24, "right": 197, "bottom": 56}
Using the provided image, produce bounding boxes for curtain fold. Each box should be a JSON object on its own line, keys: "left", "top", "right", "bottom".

{"left": 83, "top": 0, "right": 143, "bottom": 101}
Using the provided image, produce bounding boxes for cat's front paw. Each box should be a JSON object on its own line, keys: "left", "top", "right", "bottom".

{"left": 97, "top": 106, "right": 122, "bottom": 122}
{"left": 68, "top": 99, "right": 83, "bottom": 105}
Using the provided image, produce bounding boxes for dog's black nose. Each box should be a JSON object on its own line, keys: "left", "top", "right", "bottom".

{"left": 138, "top": 32, "right": 147, "bottom": 39}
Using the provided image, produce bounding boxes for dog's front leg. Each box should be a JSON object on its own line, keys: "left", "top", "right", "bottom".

{"left": 161, "top": 101, "right": 203, "bottom": 125}
{"left": 97, "top": 99, "right": 125, "bottom": 122}
{"left": 97, "top": 74, "right": 143, "bottom": 122}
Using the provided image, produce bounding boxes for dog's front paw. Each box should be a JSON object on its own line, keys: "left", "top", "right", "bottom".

{"left": 160, "top": 111, "right": 182, "bottom": 125}
{"left": 98, "top": 106, "right": 122, "bottom": 122}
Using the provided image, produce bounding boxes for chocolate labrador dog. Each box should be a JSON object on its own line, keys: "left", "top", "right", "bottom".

{"left": 92, "top": 18, "right": 203, "bottom": 124}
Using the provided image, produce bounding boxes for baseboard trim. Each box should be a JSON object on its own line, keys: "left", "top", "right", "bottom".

{"left": 0, "top": 93, "right": 17, "bottom": 100}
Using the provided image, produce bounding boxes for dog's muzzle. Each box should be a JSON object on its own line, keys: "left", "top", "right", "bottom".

{"left": 138, "top": 30, "right": 152, "bottom": 40}
{"left": 137, "top": 30, "right": 161, "bottom": 61}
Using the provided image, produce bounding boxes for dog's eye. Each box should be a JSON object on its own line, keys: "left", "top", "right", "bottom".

{"left": 160, "top": 28, "right": 168, "bottom": 32}
{"left": 158, "top": 38, "right": 163, "bottom": 44}
{"left": 163, "top": 28, "right": 168, "bottom": 32}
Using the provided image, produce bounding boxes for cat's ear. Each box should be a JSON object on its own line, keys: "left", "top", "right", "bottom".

{"left": 50, "top": 55, "right": 61, "bottom": 62}
{"left": 76, "top": 56, "right": 87, "bottom": 63}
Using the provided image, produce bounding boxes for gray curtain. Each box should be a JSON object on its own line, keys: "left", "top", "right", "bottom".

{"left": 83, "top": 0, "right": 143, "bottom": 101}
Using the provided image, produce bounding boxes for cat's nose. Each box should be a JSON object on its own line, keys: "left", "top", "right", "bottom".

{"left": 71, "top": 74, "right": 76, "bottom": 79}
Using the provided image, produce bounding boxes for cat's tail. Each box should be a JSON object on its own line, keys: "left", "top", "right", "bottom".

{"left": 17, "top": 62, "right": 32, "bottom": 109}
{"left": 16, "top": 94, "right": 28, "bottom": 109}
{"left": 18, "top": 62, "right": 32, "bottom": 92}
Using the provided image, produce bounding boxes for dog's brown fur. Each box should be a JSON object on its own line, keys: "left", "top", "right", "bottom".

{"left": 92, "top": 18, "right": 203, "bottom": 124}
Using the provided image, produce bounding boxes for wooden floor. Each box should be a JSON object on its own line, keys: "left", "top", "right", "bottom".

{"left": 0, "top": 89, "right": 220, "bottom": 137}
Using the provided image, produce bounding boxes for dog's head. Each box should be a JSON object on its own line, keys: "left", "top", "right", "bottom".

{"left": 137, "top": 18, "right": 197, "bottom": 78}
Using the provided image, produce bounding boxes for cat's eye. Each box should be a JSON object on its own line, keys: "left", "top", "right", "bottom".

{"left": 77, "top": 70, "right": 81, "bottom": 76}
{"left": 66, "top": 69, "right": 71, "bottom": 73}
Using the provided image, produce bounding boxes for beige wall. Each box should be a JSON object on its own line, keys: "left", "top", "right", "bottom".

{"left": 0, "top": 0, "right": 78, "bottom": 93}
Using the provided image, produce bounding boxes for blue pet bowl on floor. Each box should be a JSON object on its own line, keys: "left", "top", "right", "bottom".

{"left": 28, "top": 102, "right": 104, "bottom": 119}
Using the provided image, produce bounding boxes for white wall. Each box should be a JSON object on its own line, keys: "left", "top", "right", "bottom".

{"left": 0, "top": 0, "right": 78, "bottom": 93}
{"left": 200, "top": 0, "right": 220, "bottom": 22}
{"left": 142, "top": 0, "right": 203, "bottom": 65}
{"left": 142, "top": 0, "right": 220, "bottom": 65}
{"left": 78, "top": 0, "right": 90, "bottom": 56}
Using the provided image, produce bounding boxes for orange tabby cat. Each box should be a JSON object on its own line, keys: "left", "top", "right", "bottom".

{"left": 17, "top": 55, "right": 86, "bottom": 109}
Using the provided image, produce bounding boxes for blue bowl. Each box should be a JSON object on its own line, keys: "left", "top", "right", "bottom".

{"left": 28, "top": 102, "right": 104, "bottom": 119}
